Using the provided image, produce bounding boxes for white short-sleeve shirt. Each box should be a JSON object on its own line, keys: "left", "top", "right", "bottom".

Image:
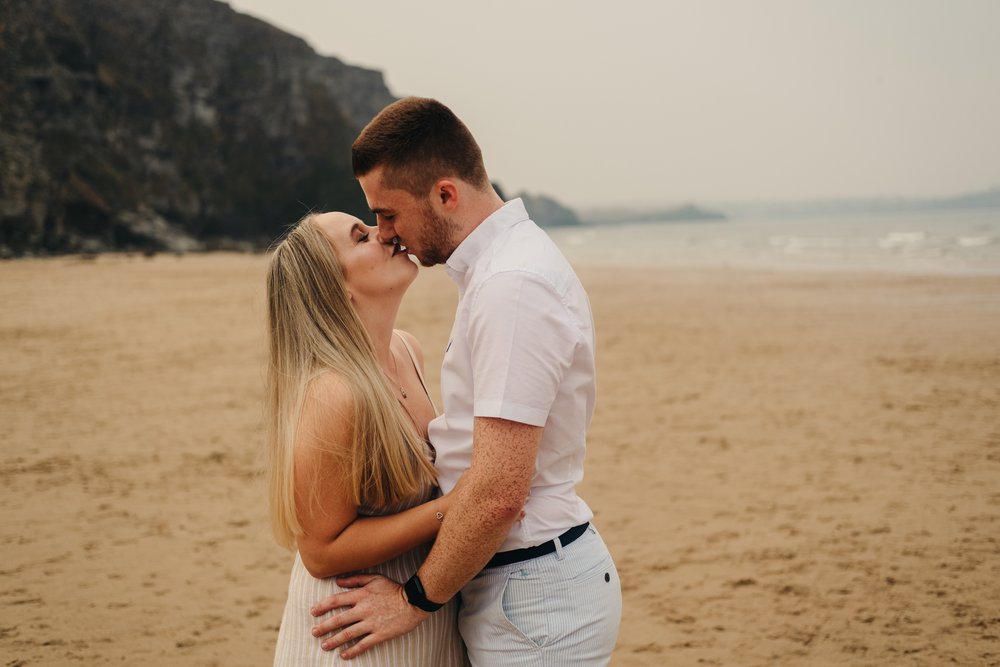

{"left": 428, "top": 199, "right": 595, "bottom": 551}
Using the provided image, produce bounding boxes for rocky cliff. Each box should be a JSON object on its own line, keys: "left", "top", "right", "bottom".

{"left": 0, "top": 0, "right": 395, "bottom": 256}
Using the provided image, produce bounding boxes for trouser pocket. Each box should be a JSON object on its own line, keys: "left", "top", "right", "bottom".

{"left": 499, "top": 569, "right": 549, "bottom": 649}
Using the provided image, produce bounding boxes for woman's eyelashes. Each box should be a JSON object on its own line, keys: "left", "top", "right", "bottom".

{"left": 358, "top": 231, "right": 370, "bottom": 243}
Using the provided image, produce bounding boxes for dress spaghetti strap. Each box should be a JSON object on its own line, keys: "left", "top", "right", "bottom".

{"left": 392, "top": 330, "right": 438, "bottom": 415}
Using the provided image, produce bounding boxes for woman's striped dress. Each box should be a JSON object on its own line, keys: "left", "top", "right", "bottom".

{"left": 273, "top": 492, "right": 469, "bottom": 666}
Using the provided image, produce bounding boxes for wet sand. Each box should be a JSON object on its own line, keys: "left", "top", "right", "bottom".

{"left": 1, "top": 253, "right": 998, "bottom": 666}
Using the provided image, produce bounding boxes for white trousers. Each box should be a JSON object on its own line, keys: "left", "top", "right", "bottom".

{"left": 458, "top": 524, "right": 622, "bottom": 666}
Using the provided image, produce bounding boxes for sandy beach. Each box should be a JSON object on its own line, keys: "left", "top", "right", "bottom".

{"left": 1, "top": 252, "right": 998, "bottom": 666}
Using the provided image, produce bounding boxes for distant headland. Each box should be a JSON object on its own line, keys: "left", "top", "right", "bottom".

{"left": 577, "top": 204, "right": 727, "bottom": 225}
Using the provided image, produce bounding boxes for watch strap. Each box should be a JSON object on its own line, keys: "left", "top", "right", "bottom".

{"left": 403, "top": 574, "right": 445, "bottom": 612}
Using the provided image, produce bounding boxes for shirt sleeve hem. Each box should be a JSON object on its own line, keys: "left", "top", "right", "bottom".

{"left": 473, "top": 400, "right": 548, "bottom": 427}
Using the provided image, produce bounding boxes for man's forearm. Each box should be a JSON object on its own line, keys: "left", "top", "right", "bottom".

{"left": 415, "top": 476, "right": 521, "bottom": 602}
{"left": 415, "top": 416, "right": 541, "bottom": 603}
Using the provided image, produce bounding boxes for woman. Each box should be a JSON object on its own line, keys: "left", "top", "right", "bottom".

{"left": 266, "top": 212, "right": 468, "bottom": 665}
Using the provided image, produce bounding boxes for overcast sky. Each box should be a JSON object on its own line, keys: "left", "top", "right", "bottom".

{"left": 227, "top": 0, "right": 999, "bottom": 209}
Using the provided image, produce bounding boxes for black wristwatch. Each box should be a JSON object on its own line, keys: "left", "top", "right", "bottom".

{"left": 403, "top": 574, "right": 445, "bottom": 612}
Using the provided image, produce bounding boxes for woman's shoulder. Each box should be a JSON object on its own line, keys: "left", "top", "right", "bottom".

{"left": 307, "top": 368, "right": 352, "bottom": 398}
{"left": 302, "top": 370, "right": 355, "bottom": 421}
{"left": 295, "top": 371, "right": 355, "bottom": 456}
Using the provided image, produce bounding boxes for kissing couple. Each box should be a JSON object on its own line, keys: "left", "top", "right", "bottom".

{"left": 267, "top": 98, "right": 622, "bottom": 666}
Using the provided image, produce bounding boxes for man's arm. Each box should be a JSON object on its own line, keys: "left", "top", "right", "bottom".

{"left": 416, "top": 416, "right": 541, "bottom": 598}
{"left": 309, "top": 417, "right": 541, "bottom": 658}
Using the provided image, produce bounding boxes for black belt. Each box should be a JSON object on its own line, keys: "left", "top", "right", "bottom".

{"left": 485, "top": 522, "right": 590, "bottom": 568}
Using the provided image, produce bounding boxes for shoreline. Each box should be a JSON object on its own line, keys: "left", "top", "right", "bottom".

{"left": 2, "top": 254, "right": 998, "bottom": 665}
{"left": 4, "top": 247, "right": 1000, "bottom": 278}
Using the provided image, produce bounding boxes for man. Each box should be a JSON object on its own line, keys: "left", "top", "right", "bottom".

{"left": 310, "top": 97, "right": 622, "bottom": 665}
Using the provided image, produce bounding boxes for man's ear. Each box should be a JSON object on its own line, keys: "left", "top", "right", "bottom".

{"left": 434, "top": 180, "right": 460, "bottom": 211}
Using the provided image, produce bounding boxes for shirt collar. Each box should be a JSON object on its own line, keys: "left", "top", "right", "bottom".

{"left": 445, "top": 198, "right": 529, "bottom": 283}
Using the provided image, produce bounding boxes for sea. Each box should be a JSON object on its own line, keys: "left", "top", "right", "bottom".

{"left": 545, "top": 208, "right": 1000, "bottom": 275}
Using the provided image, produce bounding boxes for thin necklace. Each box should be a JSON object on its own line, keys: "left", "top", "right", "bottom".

{"left": 387, "top": 349, "right": 407, "bottom": 399}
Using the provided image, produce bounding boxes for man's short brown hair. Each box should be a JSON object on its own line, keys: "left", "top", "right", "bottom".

{"left": 352, "top": 97, "right": 490, "bottom": 197}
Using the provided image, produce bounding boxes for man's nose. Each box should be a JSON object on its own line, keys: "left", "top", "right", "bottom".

{"left": 375, "top": 220, "right": 395, "bottom": 244}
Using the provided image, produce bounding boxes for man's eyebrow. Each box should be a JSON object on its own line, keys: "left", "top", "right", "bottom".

{"left": 369, "top": 206, "right": 393, "bottom": 214}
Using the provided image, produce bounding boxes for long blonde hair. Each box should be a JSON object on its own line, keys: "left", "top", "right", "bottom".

{"left": 265, "top": 214, "right": 437, "bottom": 550}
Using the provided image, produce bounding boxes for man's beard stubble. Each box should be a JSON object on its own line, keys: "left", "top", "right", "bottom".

{"left": 418, "top": 203, "right": 461, "bottom": 267}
